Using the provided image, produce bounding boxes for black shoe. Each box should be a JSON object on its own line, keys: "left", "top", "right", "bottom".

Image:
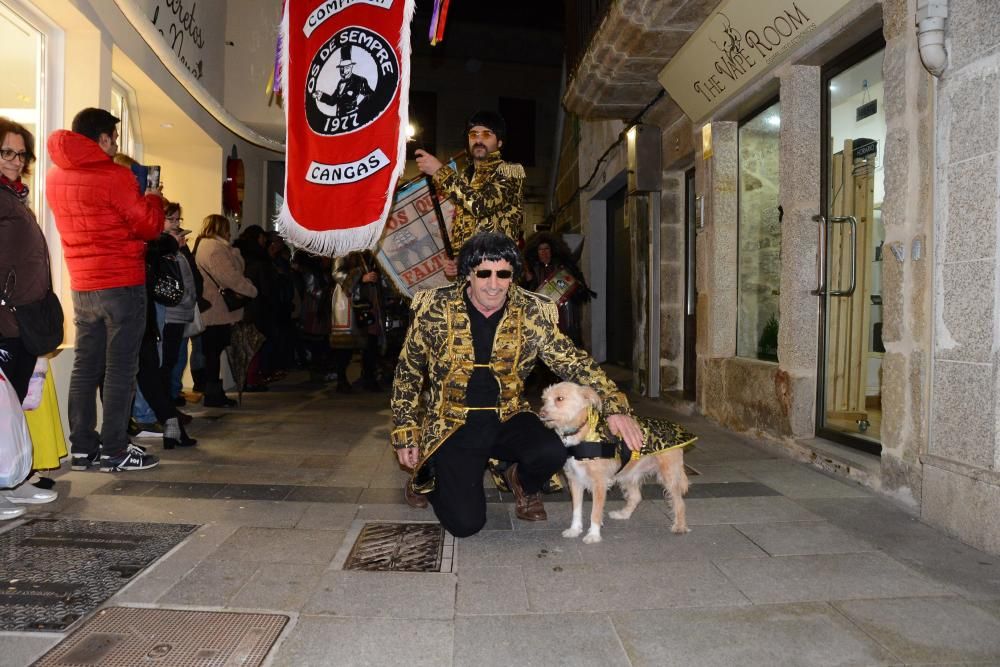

{"left": 31, "top": 476, "right": 56, "bottom": 490}
{"left": 173, "top": 395, "right": 186, "bottom": 407}
{"left": 164, "top": 436, "right": 197, "bottom": 450}
{"left": 70, "top": 451, "right": 100, "bottom": 471}
{"left": 100, "top": 449, "right": 160, "bottom": 472}
{"left": 204, "top": 395, "right": 238, "bottom": 408}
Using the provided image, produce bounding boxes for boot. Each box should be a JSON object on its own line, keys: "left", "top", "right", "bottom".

{"left": 203, "top": 380, "right": 237, "bottom": 408}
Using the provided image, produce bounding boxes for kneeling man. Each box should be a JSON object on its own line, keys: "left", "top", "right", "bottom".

{"left": 391, "top": 232, "right": 642, "bottom": 537}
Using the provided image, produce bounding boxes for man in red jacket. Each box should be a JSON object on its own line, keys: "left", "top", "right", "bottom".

{"left": 46, "top": 108, "right": 164, "bottom": 472}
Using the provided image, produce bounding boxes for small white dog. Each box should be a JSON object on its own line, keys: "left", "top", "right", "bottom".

{"left": 539, "top": 381, "right": 696, "bottom": 543}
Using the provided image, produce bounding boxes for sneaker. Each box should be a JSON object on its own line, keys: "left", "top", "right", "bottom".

{"left": 3, "top": 483, "right": 57, "bottom": 504}
{"left": 71, "top": 451, "right": 100, "bottom": 471}
{"left": 0, "top": 497, "right": 26, "bottom": 520}
{"left": 100, "top": 449, "right": 160, "bottom": 472}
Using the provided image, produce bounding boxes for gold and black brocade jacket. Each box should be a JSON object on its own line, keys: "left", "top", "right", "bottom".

{"left": 390, "top": 282, "right": 631, "bottom": 476}
{"left": 431, "top": 151, "right": 525, "bottom": 252}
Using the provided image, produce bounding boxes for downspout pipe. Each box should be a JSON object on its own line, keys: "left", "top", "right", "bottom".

{"left": 916, "top": 0, "right": 948, "bottom": 77}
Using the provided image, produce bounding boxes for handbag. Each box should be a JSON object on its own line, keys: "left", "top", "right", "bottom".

{"left": 0, "top": 368, "right": 33, "bottom": 488}
{"left": 202, "top": 267, "right": 250, "bottom": 312}
{"left": 151, "top": 254, "right": 184, "bottom": 307}
{"left": 183, "top": 306, "right": 205, "bottom": 337}
{"left": 1, "top": 261, "right": 64, "bottom": 357}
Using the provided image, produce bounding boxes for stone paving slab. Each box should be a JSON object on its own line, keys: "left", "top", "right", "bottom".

{"left": 832, "top": 597, "right": 1000, "bottom": 664}
{"left": 454, "top": 613, "right": 630, "bottom": 667}
{"left": 612, "top": 602, "right": 901, "bottom": 666}
{"left": 229, "top": 563, "right": 329, "bottom": 611}
{"left": 522, "top": 560, "right": 749, "bottom": 612}
{"left": 294, "top": 503, "right": 360, "bottom": 531}
{"left": 733, "top": 521, "right": 878, "bottom": 556}
{"left": 799, "top": 498, "right": 1000, "bottom": 600}
{"left": 572, "top": 524, "right": 767, "bottom": 564}
{"left": 157, "top": 559, "right": 258, "bottom": 606}
{"left": 0, "top": 633, "right": 61, "bottom": 667}
{"left": 714, "top": 552, "right": 954, "bottom": 604}
{"left": 684, "top": 496, "right": 824, "bottom": 525}
{"left": 270, "top": 616, "right": 453, "bottom": 667}
{"left": 302, "top": 570, "right": 456, "bottom": 619}
{"left": 207, "top": 527, "right": 345, "bottom": 565}
{"left": 456, "top": 565, "right": 529, "bottom": 614}
{"left": 459, "top": 529, "right": 583, "bottom": 567}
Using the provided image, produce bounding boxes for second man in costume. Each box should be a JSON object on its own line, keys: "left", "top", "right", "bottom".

{"left": 414, "top": 110, "right": 525, "bottom": 278}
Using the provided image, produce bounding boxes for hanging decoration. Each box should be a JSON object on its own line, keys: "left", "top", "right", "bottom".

{"left": 277, "top": 0, "right": 415, "bottom": 255}
{"left": 267, "top": 0, "right": 287, "bottom": 103}
{"left": 428, "top": 0, "right": 451, "bottom": 45}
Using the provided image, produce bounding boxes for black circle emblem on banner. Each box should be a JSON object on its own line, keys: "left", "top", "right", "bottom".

{"left": 305, "top": 26, "right": 399, "bottom": 137}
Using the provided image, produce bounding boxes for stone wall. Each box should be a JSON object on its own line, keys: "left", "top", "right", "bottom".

{"left": 925, "top": 0, "right": 1000, "bottom": 550}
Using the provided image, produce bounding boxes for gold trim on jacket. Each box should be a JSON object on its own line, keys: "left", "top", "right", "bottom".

{"left": 431, "top": 151, "right": 525, "bottom": 252}
{"left": 391, "top": 282, "right": 631, "bottom": 480}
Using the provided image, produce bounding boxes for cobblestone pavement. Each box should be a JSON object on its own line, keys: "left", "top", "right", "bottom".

{"left": 3, "top": 372, "right": 1000, "bottom": 666}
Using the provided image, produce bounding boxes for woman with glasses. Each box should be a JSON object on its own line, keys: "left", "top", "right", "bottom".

{"left": 0, "top": 117, "right": 59, "bottom": 517}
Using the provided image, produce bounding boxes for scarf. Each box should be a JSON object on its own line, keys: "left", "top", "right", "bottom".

{"left": 0, "top": 175, "right": 28, "bottom": 204}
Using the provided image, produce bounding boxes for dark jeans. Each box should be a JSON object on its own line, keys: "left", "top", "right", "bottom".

{"left": 160, "top": 322, "right": 185, "bottom": 399}
{"left": 0, "top": 336, "right": 36, "bottom": 402}
{"left": 69, "top": 286, "right": 146, "bottom": 458}
{"left": 428, "top": 411, "right": 566, "bottom": 537}
{"left": 202, "top": 324, "right": 232, "bottom": 389}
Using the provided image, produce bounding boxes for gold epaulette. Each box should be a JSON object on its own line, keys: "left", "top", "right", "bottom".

{"left": 518, "top": 288, "right": 559, "bottom": 324}
{"left": 497, "top": 162, "right": 526, "bottom": 179}
{"left": 410, "top": 287, "right": 442, "bottom": 314}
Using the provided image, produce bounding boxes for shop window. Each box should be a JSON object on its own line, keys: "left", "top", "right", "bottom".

{"left": 736, "top": 100, "right": 781, "bottom": 361}
{"left": 0, "top": 2, "right": 44, "bottom": 212}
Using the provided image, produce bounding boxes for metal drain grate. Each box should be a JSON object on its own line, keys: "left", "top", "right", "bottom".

{"left": 0, "top": 519, "right": 197, "bottom": 632}
{"left": 32, "top": 607, "right": 287, "bottom": 667}
{"left": 344, "top": 522, "right": 448, "bottom": 572}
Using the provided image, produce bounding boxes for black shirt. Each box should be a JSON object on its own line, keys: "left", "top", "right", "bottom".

{"left": 464, "top": 289, "right": 506, "bottom": 408}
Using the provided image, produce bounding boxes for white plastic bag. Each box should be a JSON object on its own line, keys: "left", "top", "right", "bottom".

{"left": 0, "top": 368, "right": 33, "bottom": 488}
{"left": 21, "top": 358, "right": 48, "bottom": 411}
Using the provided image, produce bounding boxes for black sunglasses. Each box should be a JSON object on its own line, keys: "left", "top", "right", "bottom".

{"left": 474, "top": 269, "right": 513, "bottom": 279}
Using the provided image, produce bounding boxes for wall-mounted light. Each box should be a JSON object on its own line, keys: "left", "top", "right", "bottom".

{"left": 406, "top": 123, "right": 417, "bottom": 140}
{"left": 701, "top": 123, "right": 713, "bottom": 159}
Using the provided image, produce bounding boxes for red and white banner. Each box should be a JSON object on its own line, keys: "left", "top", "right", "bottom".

{"left": 277, "top": 0, "right": 415, "bottom": 255}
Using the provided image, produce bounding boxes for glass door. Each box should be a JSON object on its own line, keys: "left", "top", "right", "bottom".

{"left": 818, "top": 36, "right": 885, "bottom": 454}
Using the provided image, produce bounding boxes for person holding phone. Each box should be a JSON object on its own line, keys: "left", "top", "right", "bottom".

{"left": 46, "top": 108, "right": 165, "bottom": 473}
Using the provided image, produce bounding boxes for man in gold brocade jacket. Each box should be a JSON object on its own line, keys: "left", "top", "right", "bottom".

{"left": 391, "top": 233, "right": 643, "bottom": 538}
{"left": 414, "top": 110, "right": 525, "bottom": 278}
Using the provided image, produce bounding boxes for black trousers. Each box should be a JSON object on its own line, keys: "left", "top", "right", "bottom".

{"left": 160, "top": 322, "right": 185, "bottom": 400}
{"left": 135, "top": 334, "right": 177, "bottom": 425}
{"left": 202, "top": 324, "right": 232, "bottom": 389}
{"left": 428, "top": 411, "right": 566, "bottom": 538}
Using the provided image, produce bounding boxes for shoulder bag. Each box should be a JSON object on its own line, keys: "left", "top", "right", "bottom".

{"left": 202, "top": 266, "right": 250, "bottom": 312}
{"left": 151, "top": 253, "right": 184, "bottom": 306}
{"left": 1, "top": 246, "right": 64, "bottom": 356}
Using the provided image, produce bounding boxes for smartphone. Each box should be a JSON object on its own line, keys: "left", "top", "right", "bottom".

{"left": 146, "top": 165, "right": 161, "bottom": 191}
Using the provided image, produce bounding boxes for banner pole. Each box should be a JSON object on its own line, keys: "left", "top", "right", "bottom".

{"left": 425, "top": 176, "right": 453, "bottom": 259}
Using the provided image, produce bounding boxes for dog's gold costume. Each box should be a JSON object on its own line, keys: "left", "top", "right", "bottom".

{"left": 432, "top": 151, "right": 525, "bottom": 252}
{"left": 391, "top": 282, "right": 631, "bottom": 482}
{"left": 571, "top": 410, "right": 698, "bottom": 471}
